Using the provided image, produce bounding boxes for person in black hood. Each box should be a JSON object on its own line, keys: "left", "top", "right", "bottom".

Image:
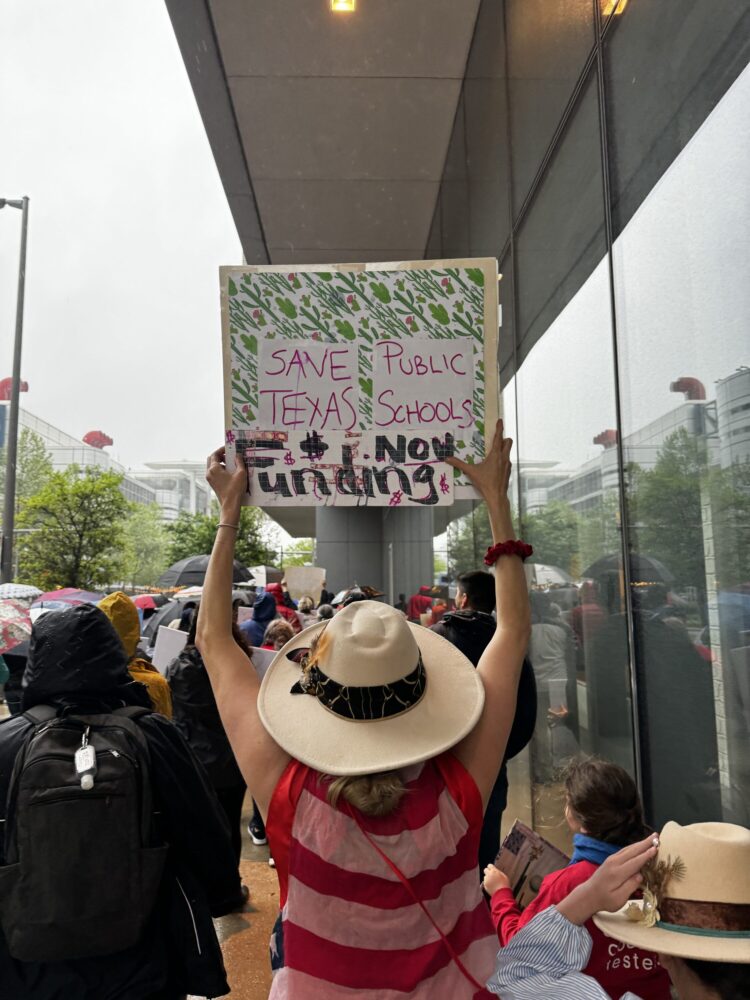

{"left": 432, "top": 570, "right": 537, "bottom": 874}
{"left": 0, "top": 604, "right": 242, "bottom": 1000}
{"left": 2, "top": 638, "right": 29, "bottom": 716}
{"left": 165, "top": 615, "right": 250, "bottom": 877}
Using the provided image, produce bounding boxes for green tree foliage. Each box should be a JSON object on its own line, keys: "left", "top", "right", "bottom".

{"left": 433, "top": 550, "right": 447, "bottom": 576}
{"left": 282, "top": 538, "right": 315, "bottom": 567}
{"left": 631, "top": 430, "right": 750, "bottom": 593}
{"left": 447, "top": 503, "right": 491, "bottom": 576}
{"left": 166, "top": 507, "right": 277, "bottom": 568}
{"left": 709, "top": 460, "right": 750, "bottom": 589}
{"left": 630, "top": 429, "right": 707, "bottom": 592}
{"left": 121, "top": 503, "right": 169, "bottom": 588}
{"left": 0, "top": 428, "right": 54, "bottom": 521}
{"left": 577, "top": 493, "right": 622, "bottom": 573}
{"left": 522, "top": 500, "right": 581, "bottom": 576}
{"left": 17, "top": 466, "right": 129, "bottom": 589}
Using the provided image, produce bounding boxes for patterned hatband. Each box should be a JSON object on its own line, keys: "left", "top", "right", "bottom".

{"left": 289, "top": 652, "right": 427, "bottom": 721}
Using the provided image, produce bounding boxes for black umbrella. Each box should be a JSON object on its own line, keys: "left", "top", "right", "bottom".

{"left": 582, "top": 552, "right": 674, "bottom": 584}
{"left": 156, "top": 555, "right": 252, "bottom": 589}
{"left": 141, "top": 601, "right": 189, "bottom": 642}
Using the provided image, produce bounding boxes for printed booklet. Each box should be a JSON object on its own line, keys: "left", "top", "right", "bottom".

{"left": 495, "top": 819, "right": 570, "bottom": 907}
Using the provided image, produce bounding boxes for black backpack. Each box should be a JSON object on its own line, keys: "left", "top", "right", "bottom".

{"left": 0, "top": 705, "right": 167, "bottom": 962}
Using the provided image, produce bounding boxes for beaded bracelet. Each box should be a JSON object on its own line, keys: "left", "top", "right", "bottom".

{"left": 484, "top": 540, "right": 534, "bottom": 566}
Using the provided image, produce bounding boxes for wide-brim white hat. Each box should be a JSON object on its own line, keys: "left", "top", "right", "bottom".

{"left": 594, "top": 821, "right": 750, "bottom": 962}
{"left": 258, "top": 600, "right": 484, "bottom": 776}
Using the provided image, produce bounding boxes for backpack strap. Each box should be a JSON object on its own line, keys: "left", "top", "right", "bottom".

{"left": 4, "top": 707, "right": 59, "bottom": 857}
{"left": 23, "top": 705, "right": 58, "bottom": 726}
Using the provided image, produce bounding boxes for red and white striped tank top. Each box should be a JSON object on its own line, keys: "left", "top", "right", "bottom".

{"left": 265, "top": 751, "right": 497, "bottom": 998}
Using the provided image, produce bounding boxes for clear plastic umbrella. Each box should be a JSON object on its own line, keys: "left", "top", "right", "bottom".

{"left": 0, "top": 583, "right": 42, "bottom": 607}
{"left": 0, "top": 598, "right": 32, "bottom": 655}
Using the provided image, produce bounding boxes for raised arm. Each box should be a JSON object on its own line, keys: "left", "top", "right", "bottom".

{"left": 195, "top": 448, "right": 290, "bottom": 818}
{"left": 450, "top": 420, "right": 531, "bottom": 808}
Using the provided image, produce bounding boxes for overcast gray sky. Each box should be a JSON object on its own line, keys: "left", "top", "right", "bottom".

{"left": 1, "top": 0, "right": 241, "bottom": 469}
{"left": 2, "top": 1, "right": 747, "bottom": 481}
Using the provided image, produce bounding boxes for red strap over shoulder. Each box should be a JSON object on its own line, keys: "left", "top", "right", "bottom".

{"left": 345, "top": 801, "right": 486, "bottom": 994}
{"left": 435, "top": 751, "right": 484, "bottom": 836}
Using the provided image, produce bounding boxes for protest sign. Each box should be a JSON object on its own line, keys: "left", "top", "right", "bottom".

{"left": 284, "top": 566, "right": 326, "bottom": 603}
{"left": 221, "top": 260, "right": 499, "bottom": 507}
{"left": 152, "top": 626, "right": 187, "bottom": 675}
{"left": 249, "top": 646, "right": 276, "bottom": 680}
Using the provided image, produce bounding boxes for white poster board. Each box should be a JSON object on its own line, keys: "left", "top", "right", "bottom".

{"left": 250, "top": 646, "right": 276, "bottom": 680}
{"left": 152, "top": 626, "right": 188, "bottom": 675}
{"left": 284, "top": 566, "right": 326, "bottom": 603}
{"left": 221, "top": 259, "right": 499, "bottom": 509}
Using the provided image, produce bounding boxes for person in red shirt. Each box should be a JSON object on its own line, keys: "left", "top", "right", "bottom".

{"left": 406, "top": 585, "right": 433, "bottom": 623}
{"left": 483, "top": 757, "right": 671, "bottom": 1000}
{"left": 265, "top": 583, "right": 302, "bottom": 633}
{"left": 429, "top": 597, "right": 449, "bottom": 625}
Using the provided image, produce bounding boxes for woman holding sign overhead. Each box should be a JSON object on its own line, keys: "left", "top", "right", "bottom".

{"left": 196, "top": 421, "right": 531, "bottom": 997}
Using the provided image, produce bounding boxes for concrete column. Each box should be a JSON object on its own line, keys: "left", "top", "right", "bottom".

{"left": 382, "top": 506, "right": 435, "bottom": 606}
{"left": 316, "top": 506, "right": 434, "bottom": 603}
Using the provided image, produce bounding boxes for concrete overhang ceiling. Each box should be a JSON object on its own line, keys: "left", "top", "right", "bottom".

{"left": 166, "top": 0, "right": 481, "bottom": 537}
{"left": 167, "top": 0, "right": 480, "bottom": 265}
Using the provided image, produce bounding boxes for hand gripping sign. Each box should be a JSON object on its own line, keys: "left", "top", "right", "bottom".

{"left": 221, "top": 259, "right": 499, "bottom": 508}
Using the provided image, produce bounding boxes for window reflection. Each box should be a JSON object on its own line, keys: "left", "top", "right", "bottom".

{"left": 435, "top": 0, "right": 749, "bottom": 840}
{"left": 611, "top": 65, "right": 750, "bottom": 827}
{"left": 516, "top": 259, "right": 633, "bottom": 847}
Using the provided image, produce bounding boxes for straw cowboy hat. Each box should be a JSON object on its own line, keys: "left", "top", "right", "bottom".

{"left": 257, "top": 600, "right": 484, "bottom": 776}
{"left": 594, "top": 821, "right": 750, "bottom": 962}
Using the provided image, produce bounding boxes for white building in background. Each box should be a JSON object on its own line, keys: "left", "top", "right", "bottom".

{"left": 522, "top": 368, "right": 750, "bottom": 515}
{"left": 10, "top": 406, "right": 156, "bottom": 506}
{"left": 129, "top": 461, "right": 211, "bottom": 521}
{"left": 716, "top": 367, "right": 750, "bottom": 468}
{"left": 2, "top": 404, "right": 208, "bottom": 520}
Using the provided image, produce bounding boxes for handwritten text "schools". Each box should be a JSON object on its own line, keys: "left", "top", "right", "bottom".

{"left": 372, "top": 340, "right": 475, "bottom": 431}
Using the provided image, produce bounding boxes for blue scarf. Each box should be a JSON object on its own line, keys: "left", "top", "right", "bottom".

{"left": 569, "top": 833, "right": 621, "bottom": 866}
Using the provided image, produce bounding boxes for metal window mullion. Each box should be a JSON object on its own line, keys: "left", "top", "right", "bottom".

{"left": 592, "top": 0, "right": 644, "bottom": 793}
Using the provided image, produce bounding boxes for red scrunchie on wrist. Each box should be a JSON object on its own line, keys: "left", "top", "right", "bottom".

{"left": 484, "top": 540, "right": 534, "bottom": 566}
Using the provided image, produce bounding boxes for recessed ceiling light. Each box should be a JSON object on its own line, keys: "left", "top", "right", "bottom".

{"left": 331, "top": 0, "right": 356, "bottom": 11}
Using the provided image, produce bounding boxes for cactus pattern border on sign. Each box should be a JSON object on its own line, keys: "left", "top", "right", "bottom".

{"left": 221, "top": 258, "right": 499, "bottom": 505}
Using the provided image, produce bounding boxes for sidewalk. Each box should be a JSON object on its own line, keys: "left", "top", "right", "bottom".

{"left": 191, "top": 797, "right": 278, "bottom": 1000}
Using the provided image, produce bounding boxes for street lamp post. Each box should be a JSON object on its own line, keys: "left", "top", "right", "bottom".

{"left": 1, "top": 196, "right": 30, "bottom": 584}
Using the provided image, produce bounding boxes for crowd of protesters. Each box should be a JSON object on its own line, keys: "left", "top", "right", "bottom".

{"left": 0, "top": 420, "right": 747, "bottom": 999}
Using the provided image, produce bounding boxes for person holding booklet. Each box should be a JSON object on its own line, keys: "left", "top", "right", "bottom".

{"left": 488, "top": 822, "right": 750, "bottom": 1000}
{"left": 196, "top": 420, "right": 531, "bottom": 997}
{"left": 484, "top": 757, "right": 670, "bottom": 1000}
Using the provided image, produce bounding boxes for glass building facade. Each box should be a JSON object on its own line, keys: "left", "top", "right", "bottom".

{"left": 429, "top": 1, "right": 750, "bottom": 844}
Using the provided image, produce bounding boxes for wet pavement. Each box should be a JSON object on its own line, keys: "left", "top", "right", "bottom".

{"left": 191, "top": 796, "right": 278, "bottom": 999}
